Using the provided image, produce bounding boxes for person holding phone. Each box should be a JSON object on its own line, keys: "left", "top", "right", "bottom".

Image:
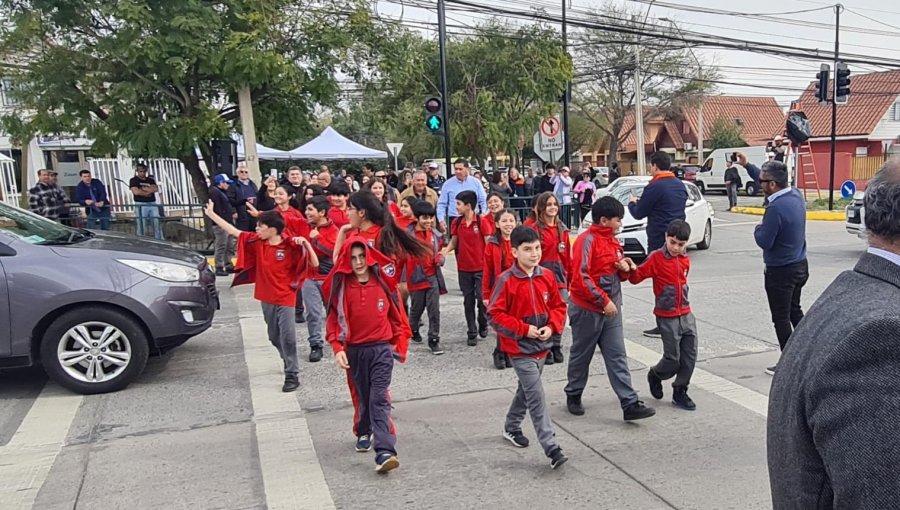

{"left": 724, "top": 158, "right": 742, "bottom": 211}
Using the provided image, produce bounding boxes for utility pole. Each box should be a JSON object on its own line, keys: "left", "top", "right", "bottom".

{"left": 562, "top": 0, "right": 571, "bottom": 168}
{"left": 238, "top": 86, "right": 261, "bottom": 183}
{"left": 438, "top": 0, "right": 453, "bottom": 179}
{"left": 828, "top": 3, "right": 843, "bottom": 211}
{"left": 634, "top": 48, "right": 646, "bottom": 175}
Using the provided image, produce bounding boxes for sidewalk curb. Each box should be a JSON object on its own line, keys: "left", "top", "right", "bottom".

{"left": 730, "top": 206, "right": 845, "bottom": 221}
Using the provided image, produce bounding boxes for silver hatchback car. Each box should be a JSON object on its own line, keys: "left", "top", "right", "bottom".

{"left": 0, "top": 202, "right": 218, "bottom": 394}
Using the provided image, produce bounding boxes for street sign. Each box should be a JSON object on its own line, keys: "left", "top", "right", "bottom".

{"left": 386, "top": 143, "right": 403, "bottom": 157}
{"left": 533, "top": 131, "right": 559, "bottom": 163}
{"left": 840, "top": 180, "right": 856, "bottom": 199}
{"left": 539, "top": 116, "right": 563, "bottom": 151}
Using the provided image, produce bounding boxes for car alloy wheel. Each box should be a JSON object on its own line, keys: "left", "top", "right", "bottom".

{"left": 57, "top": 322, "right": 132, "bottom": 384}
{"left": 697, "top": 220, "right": 712, "bottom": 250}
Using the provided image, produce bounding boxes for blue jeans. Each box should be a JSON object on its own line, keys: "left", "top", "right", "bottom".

{"left": 86, "top": 206, "right": 111, "bottom": 230}
{"left": 135, "top": 203, "right": 163, "bottom": 240}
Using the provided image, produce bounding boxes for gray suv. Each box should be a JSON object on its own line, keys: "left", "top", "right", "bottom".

{"left": 0, "top": 202, "right": 218, "bottom": 394}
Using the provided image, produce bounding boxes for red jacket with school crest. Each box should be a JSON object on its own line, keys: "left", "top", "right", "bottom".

{"left": 404, "top": 224, "right": 448, "bottom": 293}
{"left": 487, "top": 263, "right": 567, "bottom": 358}
{"left": 324, "top": 237, "right": 411, "bottom": 361}
{"left": 524, "top": 217, "right": 572, "bottom": 290}
{"left": 569, "top": 225, "right": 630, "bottom": 312}
{"left": 628, "top": 246, "right": 692, "bottom": 318}
{"left": 482, "top": 234, "right": 513, "bottom": 300}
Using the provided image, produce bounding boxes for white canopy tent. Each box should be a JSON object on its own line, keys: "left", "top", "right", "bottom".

{"left": 289, "top": 127, "right": 387, "bottom": 160}
{"left": 235, "top": 135, "right": 293, "bottom": 160}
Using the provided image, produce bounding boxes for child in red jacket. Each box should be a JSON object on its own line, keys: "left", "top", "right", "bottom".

{"left": 488, "top": 225, "right": 569, "bottom": 470}
{"left": 524, "top": 192, "right": 571, "bottom": 365}
{"left": 302, "top": 195, "right": 340, "bottom": 363}
{"left": 483, "top": 208, "right": 518, "bottom": 369}
{"left": 627, "top": 219, "right": 698, "bottom": 411}
{"left": 325, "top": 237, "right": 411, "bottom": 474}
{"left": 565, "top": 197, "right": 656, "bottom": 422}
{"left": 405, "top": 200, "right": 447, "bottom": 355}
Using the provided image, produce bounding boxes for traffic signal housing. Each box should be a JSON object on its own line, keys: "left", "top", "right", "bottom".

{"left": 815, "top": 63, "right": 830, "bottom": 104}
{"left": 424, "top": 96, "right": 444, "bottom": 135}
{"left": 835, "top": 62, "right": 851, "bottom": 105}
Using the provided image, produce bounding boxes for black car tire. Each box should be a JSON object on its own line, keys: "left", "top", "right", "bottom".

{"left": 746, "top": 182, "right": 759, "bottom": 197}
{"left": 40, "top": 306, "right": 150, "bottom": 394}
{"left": 696, "top": 220, "right": 712, "bottom": 250}
{"left": 697, "top": 181, "right": 706, "bottom": 194}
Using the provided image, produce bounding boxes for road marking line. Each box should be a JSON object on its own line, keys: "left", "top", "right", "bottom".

{"left": 714, "top": 221, "right": 761, "bottom": 227}
{"left": 236, "top": 291, "right": 335, "bottom": 510}
{"left": 0, "top": 385, "right": 83, "bottom": 509}
{"left": 624, "top": 339, "right": 769, "bottom": 417}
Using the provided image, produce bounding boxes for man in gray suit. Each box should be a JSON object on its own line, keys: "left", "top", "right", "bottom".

{"left": 768, "top": 159, "right": 900, "bottom": 509}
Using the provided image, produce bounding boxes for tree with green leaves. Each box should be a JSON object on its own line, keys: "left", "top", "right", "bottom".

{"left": 708, "top": 115, "right": 748, "bottom": 150}
{"left": 571, "top": 4, "right": 718, "bottom": 162}
{"left": 0, "top": 0, "right": 374, "bottom": 202}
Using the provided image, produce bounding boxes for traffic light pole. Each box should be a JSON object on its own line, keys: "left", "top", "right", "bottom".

{"left": 562, "top": 0, "right": 571, "bottom": 169}
{"left": 438, "top": 0, "right": 452, "bottom": 179}
{"left": 828, "top": 3, "right": 843, "bottom": 211}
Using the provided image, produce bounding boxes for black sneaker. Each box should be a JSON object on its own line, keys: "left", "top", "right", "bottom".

{"left": 355, "top": 434, "right": 372, "bottom": 452}
{"left": 642, "top": 327, "right": 662, "bottom": 338}
{"left": 493, "top": 350, "right": 506, "bottom": 370}
{"left": 225, "top": 265, "right": 236, "bottom": 274}
{"left": 672, "top": 387, "right": 697, "bottom": 411}
{"left": 765, "top": 365, "right": 776, "bottom": 376}
{"left": 295, "top": 315, "right": 306, "bottom": 324}
{"left": 411, "top": 332, "right": 423, "bottom": 343}
{"left": 623, "top": 401, "right": 656, "bottom": 421}
{"left": 309, "top": 346, "right": 323, "bottom": 363}
{"left": 549, "top": 448, "right": 568, "bottom": 469}
{"left": 467, "top": 334, "right": 477, "bottom": 347}
{"left": 566, "top": 394, "right": 585, "bottom": 416}
{"left": 647, "top": 370, "right": 663, "bottom": 400}
{"left": 544, "top": 352, "right": 555, "bottom": 366}
{"left": 215, "top": 268, "right": 228, "bottom": 277}
{"left": 375, "top": 453, "right": 400, "bottom": 474}
{"left": 478, "top": 326, "right": 489, "bottom": 339}
{"left": 429, "top": 339, "right": 444, "bottom": 355}
{"left": 551, "top": 346, "right": 564, "bottom": 364}
{"left": 282, "top": 376, "right": 299, "bottom": 393}
{"left": 502, "top": 429, "right": 529, "bottom": 448}
{"left": 505, "top": 355, "right": 512, "bottom": 368}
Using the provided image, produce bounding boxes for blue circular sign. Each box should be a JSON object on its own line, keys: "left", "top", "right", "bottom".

{"left": 840, "top": 180, "right": 856, "bottom": 199}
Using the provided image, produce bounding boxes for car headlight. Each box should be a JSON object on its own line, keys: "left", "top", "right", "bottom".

{"left": 118, "top": 259, "right": 199, "bottom": 282}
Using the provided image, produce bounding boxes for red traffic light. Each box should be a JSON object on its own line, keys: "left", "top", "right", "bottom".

{"left": 425, "top": 98, "right": 442, "bottom": 114}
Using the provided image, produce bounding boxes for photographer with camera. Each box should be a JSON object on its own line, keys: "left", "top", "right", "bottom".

{"left": 725, "top": 156, "right": 742, "bottom": 211}
{"left": 767, "top": 136, "right": 788, "bottom": 163}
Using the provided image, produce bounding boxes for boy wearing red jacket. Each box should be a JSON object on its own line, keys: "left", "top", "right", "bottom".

{"left": 303, "top": 195, "right": 340, "bottom": 363}
{"left": 627, "top": 219, "right": 698, "bottom": 411}
{"left": 488, "top": 226, "right": 569, "bottom": 470}
{"left": 325, "top": 238, "right": 411, "bottom": 474}
{"left": 565, "top": 197, "right": 656, "bottom": 422}
{"left": 405, "top": 200, "right": 447, "bottom": 355}
{"left": 204, "top": 203, "right": 317, "bottom": 392}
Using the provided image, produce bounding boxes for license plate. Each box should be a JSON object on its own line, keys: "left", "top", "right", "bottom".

{"left": 847, "top": 210, "right": 855, "bottom": 218}
{"left": 616, "top": 236, "right": 625, "bottom": 245}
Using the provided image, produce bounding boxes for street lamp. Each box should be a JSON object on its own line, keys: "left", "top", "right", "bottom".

{"left": 661, "top": 18, "right": 704, "bottom": 165}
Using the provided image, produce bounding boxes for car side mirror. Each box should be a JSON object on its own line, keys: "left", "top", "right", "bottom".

{"left": 0, "top": 243, "right": 16, "bottom": 257}
{"left": 685, "top": 199, "right": 696, "bottom": 207}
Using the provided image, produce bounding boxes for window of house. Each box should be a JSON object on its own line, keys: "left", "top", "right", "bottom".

{"left": 892, "top": 101, "right": 900, "bottom": 122}
{"left": 734, "top": 118, "right": 744, "bottom": 128}
{"left": 0, "top": 79, "right": 20, "bottom": 107}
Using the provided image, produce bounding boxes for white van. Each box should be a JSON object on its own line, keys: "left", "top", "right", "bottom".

{"left": 697, "top": 146, "right": 768, "bottom": 196}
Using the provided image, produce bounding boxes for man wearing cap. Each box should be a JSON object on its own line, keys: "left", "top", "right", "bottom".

{"left": 28, "top": 168, "right": 68, "bottom": 221}
{"left": 427, "top": 162, "right": 445, "bottom": 194}
{"left": 771, "top": 136, "right": 787, "bottom": 163}
{"left": 209, "top": 174, "right": 238, "bottom": 276}
{"left": 130, "top": 163, "right": 163, "bottom": 240}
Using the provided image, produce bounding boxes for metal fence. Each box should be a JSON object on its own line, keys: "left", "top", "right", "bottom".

{"left": 0, "top": 159, "right": 20, "bottom": 207}
{"left": 87, "top": 157, "right": 199, "bottom": 214}
{"left": 63, "top": 203, "right": 213, "bottom": 254}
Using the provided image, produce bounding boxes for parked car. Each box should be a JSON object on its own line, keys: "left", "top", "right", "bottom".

{"left": 696, "top": 146, "right": 767, "bottom": 196}
{"left": 0, "top": 202, "right": 219, "bottom": 394}
{"left": 594, "top": 175, "right": 648, "bottom": 200}
{"left": 579, "top": 177, "right": 714, "bottom": 258}
{"left": 592, "top": 166, "right": 610, "bottom": 187}
{"left": 845, "top": 190, "right": 866, "bottom": 239}
{"left": 673, "top": 164, "right": 701, "bottom": 183}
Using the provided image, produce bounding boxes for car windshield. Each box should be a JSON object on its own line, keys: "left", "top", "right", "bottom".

{"left": 0, "top": 202, "right": 92, "bottom": 245}
{"left": 610, "top": 185, "right": 645, "bottom": 205}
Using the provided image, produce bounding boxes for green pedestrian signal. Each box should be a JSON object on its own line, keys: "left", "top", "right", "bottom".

{"left": 424, "top": 96, "right": 444, "bottom": 135}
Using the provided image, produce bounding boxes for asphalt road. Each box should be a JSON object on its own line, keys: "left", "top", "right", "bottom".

{"left": 1, "top": 194, "right": 867, "bottom": 509}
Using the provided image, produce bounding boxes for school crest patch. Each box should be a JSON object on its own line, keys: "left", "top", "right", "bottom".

{"left": 377, "top": 298, "right": 385, "bottom": 312}
{"left": 543, "top": 291, "right": 549, "bottom": 302}
{"left": 367, "top": 239, "right": 376, "bottom": 248}
{"left": 275, "top": 249, "right": 285, "bottom": 261}
{"left": 383, "top": 263, "right": 396, "bottom": 278}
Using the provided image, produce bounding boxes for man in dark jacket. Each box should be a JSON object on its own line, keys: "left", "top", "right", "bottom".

{"left": 535, "top": 164, "right": 556, "bottom": 195}
{"left": 74, "top": 169, "right": 111, "bottom": 230}
{"left": 724, "top": 159, "right": 742, "bottom": 211}
{"left": 754, "top": 161, "right": 808, "bottom": 375}
{"left": 768, "top": 159, "right": 900, "bottom": 509}
{"left": 209, "top": 173, "right": 237, "bottom": 276}
{"left": 628, "top": 152, "right": 687, "bottom": 338}
{"left": 227, "top": 166, "right": 258, "bottom": 231}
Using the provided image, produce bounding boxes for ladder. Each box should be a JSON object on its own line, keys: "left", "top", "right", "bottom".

{"left": 795, "top": 141, "right": 822, "bottom": 201}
